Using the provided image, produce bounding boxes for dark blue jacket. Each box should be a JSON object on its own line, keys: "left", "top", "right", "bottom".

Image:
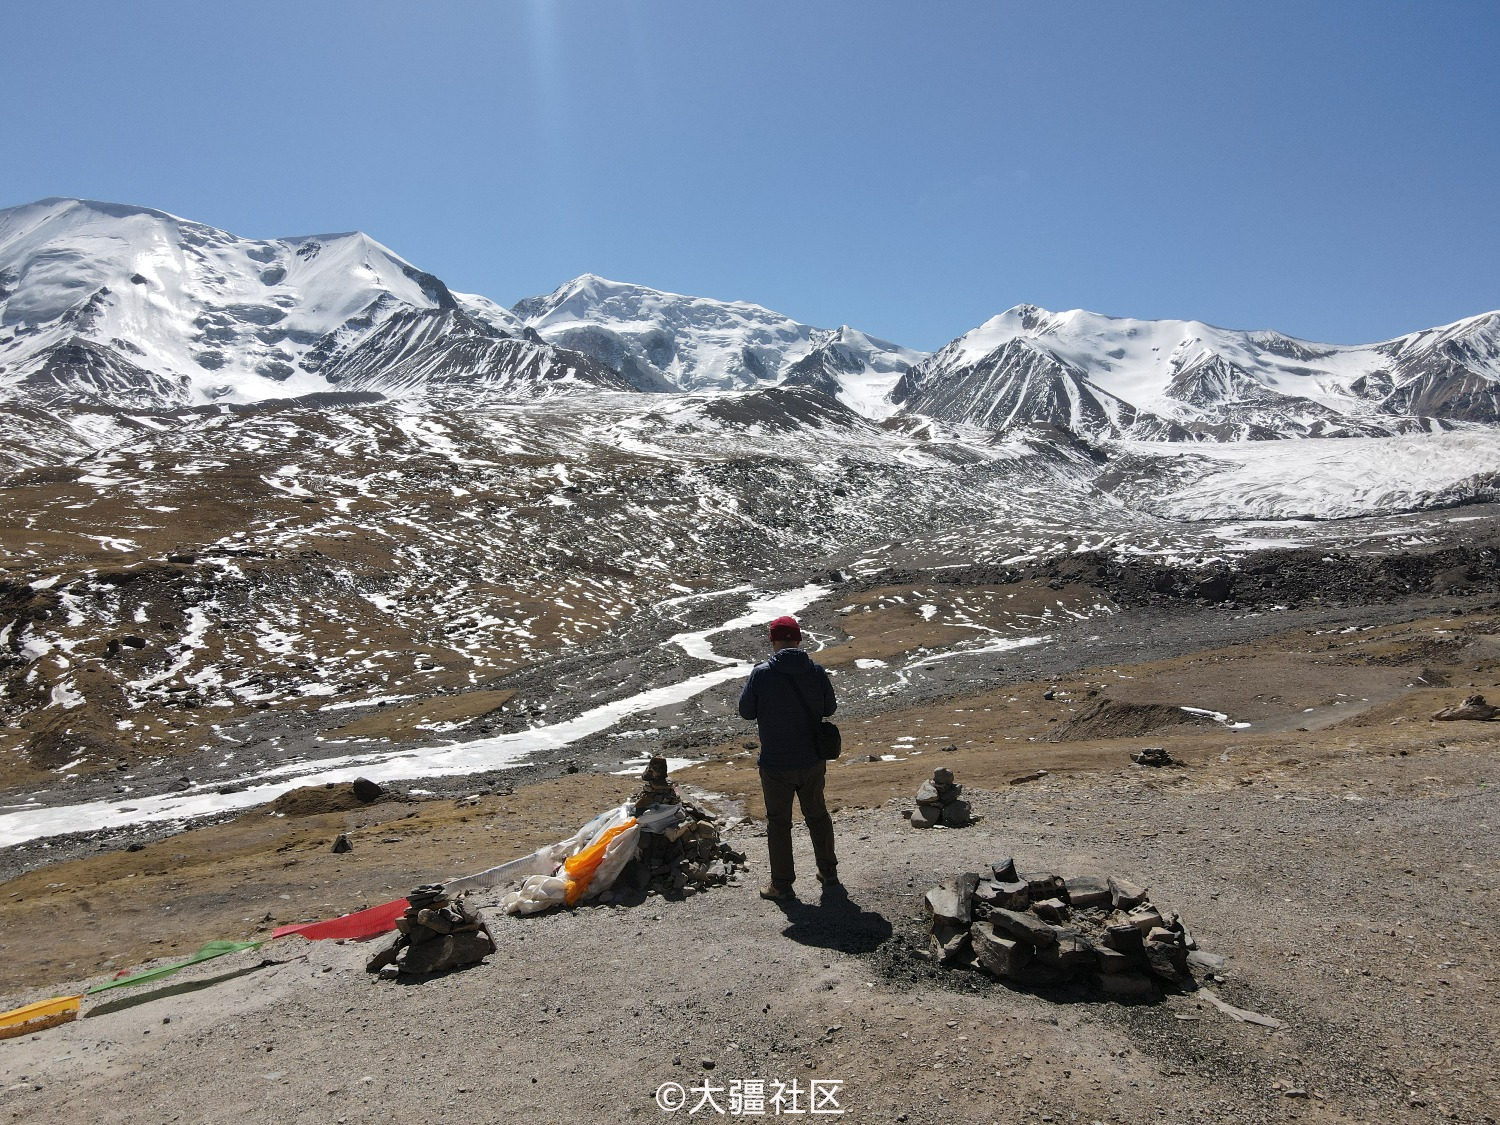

{"left": 738, "top": 647, "right": 837, "bottom": 770}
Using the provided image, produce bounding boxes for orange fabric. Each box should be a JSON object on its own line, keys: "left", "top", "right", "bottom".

{"left": 562, "top": 820, "right": 636, "bottom": 905}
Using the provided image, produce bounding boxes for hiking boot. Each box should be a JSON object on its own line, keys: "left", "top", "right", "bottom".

{"left": 759, "top": 883, "right": 795, "bottom": 902}
{"left": 816, "top": 871, "right": 841, "bottom": 889}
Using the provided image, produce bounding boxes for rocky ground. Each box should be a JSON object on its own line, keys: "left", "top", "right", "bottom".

{"left": 1, "top": 579, "right": 1497, "bottom": 1124}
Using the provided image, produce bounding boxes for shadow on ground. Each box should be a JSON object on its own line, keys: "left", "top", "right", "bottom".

{"left": 774, "top": 886, "right": 893, "bottom": 954}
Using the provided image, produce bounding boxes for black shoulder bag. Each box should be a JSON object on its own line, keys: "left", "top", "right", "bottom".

{"left": 772, "top": 667, "right": 841, "bottom": 761}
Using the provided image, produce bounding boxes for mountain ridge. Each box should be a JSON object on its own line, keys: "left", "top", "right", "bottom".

{"left": 896, "top": 302, "right": 1500, "bottom": 440}
{"left": 3, "top": 198, "right": 1499, "bottom": 443}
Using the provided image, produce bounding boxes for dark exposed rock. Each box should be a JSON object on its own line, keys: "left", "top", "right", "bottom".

{"left": 1064, "top": 875, "right": 1110, "bottom": 908}
{"left": 1144, "top": 928, "right": 1193, "bottom": 988}
{"left": 1131, "top": 746, "right": 1176, "bottom": 767}
{"left": 1033, "top": 928, "right": 1096, "bottom": 975}
{"left": 1108, "top": 875, "right": 1149, "bottom": 910}
{"left": 633, "top": 755, "right": 680, "bottom": 814}
{"left": 939, "top": 799, "right": 972, "bottom": 828}
{"left": 1026, "top": 873, "right": 1067, "bottom": 901}
{"left": 1044, "top": 700, "right": 1215, "bottom": 742}
{"left": 1432, "top": 693, "right": 1500, "bottom": 721}
{"left": 989, "top": 907, "right": 1058, "bottom": 948}
{"left": 929, "top": 920, "right": 972, "bottom": 966}
{"left": 1031, "top": 897, "right": 1069, "bottom": 923}
{"left": 925, "top": 881, "right": 971, "bottom": 926}
{"left": 971, "top": 921, "right": 1029, "bottom": 979}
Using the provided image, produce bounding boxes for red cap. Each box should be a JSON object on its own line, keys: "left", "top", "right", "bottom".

{"left": 769, "top": 615, "right": 802, "bottom": 645}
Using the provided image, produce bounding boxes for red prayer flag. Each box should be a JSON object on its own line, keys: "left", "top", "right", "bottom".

{"left": 272, "top": 896, "right": 408, "bottom": 941}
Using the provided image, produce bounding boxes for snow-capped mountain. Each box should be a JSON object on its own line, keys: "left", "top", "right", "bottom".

{"left": 0, "top": 198, "right": 616, "bottom": 407}
{"left": 514, "top": 274, "right": 924, "bottom": 413}
{"left": 4, "top": 197, "right": 1500, "bottom": 831}
{"left": 893, "top": 304, "right": 1500, "bottom": 440}
{"left": 5, "top": 197, "right": 1500, "bottom": 447}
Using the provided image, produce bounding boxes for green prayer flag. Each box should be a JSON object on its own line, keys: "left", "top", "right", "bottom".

{"left": 86, "top": 939, "right": 265, "bottom": 994}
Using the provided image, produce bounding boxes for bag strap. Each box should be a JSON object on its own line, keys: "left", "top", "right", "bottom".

{"left": 769, "top": 665, "right": 824, "bottom": 735}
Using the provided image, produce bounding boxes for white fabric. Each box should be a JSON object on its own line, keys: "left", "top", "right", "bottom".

{"left": 499, "top": 874, "right": 569, "bottom": 915}
{"left": 445, "top": 801, "right": 643, "bottom": 915}
{"left": 635, "top": 802, "right": 687, "bottom": 834}
{"left": 443, "top": 804, "right": 632, "bottom": 896}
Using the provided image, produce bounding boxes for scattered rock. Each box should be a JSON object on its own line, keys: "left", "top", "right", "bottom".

{"left": 1108, "top": 875, "right": 1149, "bottom": 910}
{"left": 331, "top": 834, "right": 352, "bottom": 854}
{"left": 988, "top": 907, "right": 1058, "bottom": 948}
{"left": 1009, "top": 770, "right": 1047, "bottom": 785}
{"left": 1131, "top": 746, "right": 1175, "bottom": 767}
{"left": 1064, "top": 874, "right": 1110, "bottom": 908}
{"left": 1432, "top": 694, "right": 1500, "bottom": 721}
{"left": 351, "top": 777, "right": 384, "bottom": 803}
{"left": 971, "top": 921, "right": 1028, "bottom": 979}
{"left": 925, "top": 881, "right": 972, "bottom": 926}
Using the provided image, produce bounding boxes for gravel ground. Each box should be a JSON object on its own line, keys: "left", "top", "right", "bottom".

{"left": 3, "top": 743, "right": 1495, "bottom": 1125}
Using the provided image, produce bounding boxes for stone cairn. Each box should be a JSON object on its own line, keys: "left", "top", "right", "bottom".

{"left": 366, "top": 884, "right": 496, "bottom": 978}
{"left": 924, "top": 857, "right": 1217, "bottom": 997}
{"left": 595, "top": 756, "right": 747, "bottom": 902}
{"left": 905, "top": 767, "right": 972, "bottom": 829}
{"left": 633, "top": 755, "right": 679, "bottom": 815}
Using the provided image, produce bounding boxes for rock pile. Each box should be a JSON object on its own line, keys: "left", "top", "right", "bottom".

{"left": 905, "top": 768, "right": 972, "bottom": 829}
{"left": 601, "top": 756, "right": 747, "bottom": 901}
{"left": 924, "top": 857, "right": 1213, "bottom": 997}
{"left": 367, "top": 884, "right": 496, "bottom": 978}
{"left": 607, "top": 811, "right": 746, "bottom": 901}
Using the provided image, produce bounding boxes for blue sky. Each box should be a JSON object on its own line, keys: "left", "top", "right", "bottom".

{"left": 6, "top": 1, "right": 1497, "bottom": 350}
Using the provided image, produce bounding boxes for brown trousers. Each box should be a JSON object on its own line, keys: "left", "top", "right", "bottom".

{"left": 760, "top": 762, "right": 838, "bottom": 887}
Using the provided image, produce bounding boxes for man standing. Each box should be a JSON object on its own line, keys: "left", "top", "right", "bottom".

{"left": 738, "top": 614, "right": 839, "bottom": 900}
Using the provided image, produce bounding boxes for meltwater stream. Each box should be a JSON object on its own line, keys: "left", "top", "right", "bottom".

{"left": 0, "top": 584, "right": 827, "bottom": 849}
